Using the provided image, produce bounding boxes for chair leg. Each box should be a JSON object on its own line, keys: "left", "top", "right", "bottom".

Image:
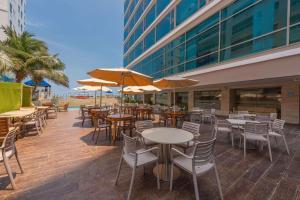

{"left": 169, "top": 162, "right": 174, "bottom": 191}
{"left": 114, "top": 156, "right": 123, "bottom": 186}
{"left": 95, "top": 128, "right": 100, "bottom": 144}
{"left": 267, "top": 140, "right": 273, "bottom": 162}
{"left": 214, "top": 165, "right": 224, "bottom": 200}
{"left": 127, "top": 167, "right": 136, "bottom": 200}
{"left": 82, "top": 118, "right": 85, "bottom": 127}
{"left": 282, "top": 135, "right": 290, "bottom": 155}
{"left": 156, "top": 161, "right": 160, "bottom": 190}
{"left": 3, "top": 156, "right": 16, "bottom": 189}
{"left": 15, "top": 149, "right": 24, "bottom": 173}
{"left": 92, "top": 128, "right": 96, "bottom": 141}
{"left": 231, "top": 132, "right": 234, "bottom": 147}
{"left": 243, "top": 136, "right": 246, "bottom": 159}
{"left": 192, "top": 173, "right": 200, "bottom": 200}
{"left": 35, "top": 122, "right": 41, "bottom": 135}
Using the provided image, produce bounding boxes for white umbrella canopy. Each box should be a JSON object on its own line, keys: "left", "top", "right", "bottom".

{"left": 153, "top": 76, "right": 199, "bottom": 111}
{"left": 77, "top": 78, "right": 117, "bottom": 106}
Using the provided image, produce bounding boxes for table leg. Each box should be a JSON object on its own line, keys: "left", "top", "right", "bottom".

{"left": 111, "top": 121, "right": 117, "bottom": 145}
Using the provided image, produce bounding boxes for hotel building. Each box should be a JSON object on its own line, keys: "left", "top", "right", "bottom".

{"left": 0, "top": 0, "right": 26, "bottom": 40}
{"left": 123, "top": 0, "right": 300, "bottom": 124}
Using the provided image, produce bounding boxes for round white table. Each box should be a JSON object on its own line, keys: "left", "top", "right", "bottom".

{"left": 142, "top": 127, "right": 194, "bottom": 181}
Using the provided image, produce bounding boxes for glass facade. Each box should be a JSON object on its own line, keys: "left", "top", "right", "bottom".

{"left": 124, "top": 0, "right": 300, "bottom": 79}
{"left": 194, "top": 90, "right": 221, "bottom": 109}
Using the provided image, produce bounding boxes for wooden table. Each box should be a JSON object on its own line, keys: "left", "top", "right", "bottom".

{"left": 165, "top": 111, "right": 186, "bottom": 128}
{"left": 107, "top": 114, "right": 133, "bottom": 144}
{"left": 136, "top": 107, "right": 152, "bottom": 120}
{"left": 142, "top": 127, "right": 194, "bottom": 181}
{"left": 0, "top": 108, "right": 36, "bottom": 118}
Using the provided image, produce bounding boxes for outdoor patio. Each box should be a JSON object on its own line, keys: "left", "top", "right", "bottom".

{"left": 0, "top": 110, "right": 300, "bottom": 200}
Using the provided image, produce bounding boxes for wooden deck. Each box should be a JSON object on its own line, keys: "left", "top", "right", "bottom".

{"left": 1, "top": 111, "right": 300, "bottom": 200}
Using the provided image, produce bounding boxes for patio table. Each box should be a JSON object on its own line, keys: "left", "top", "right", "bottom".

{"left": 226, "top": 118, "right": 260, "bottom": 126}
{"left": 107, "top": 114, "right": 133, "bottom": 144}
{"left": 141, "top": 127, "right": 193, "bottom": 181}
{"left": 0, "top": 108, "right": 35, "bottom": 118}
{"left": 165, "top": 111, "right": 186, "bottom": 128}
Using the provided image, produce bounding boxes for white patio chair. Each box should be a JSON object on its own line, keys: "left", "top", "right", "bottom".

{"left": 23, "top": 112, "right": 43, "bottom": 135}
{"left": 170, "top": 138, "right": 223, "bottom": 200}
{"left": 115, "top": 133, "right": 160, "bottom": 200}
{"left": 270, "top": 113, "right": 278, "bottom": 121}
{"left": 241, "top": 122, "right": 272, "bottom": 162}
{"left": 201, "top": 109, "right": 214, "bottom": 125}
{"left": 135, "top": 120, "right": 157, "bottom": 147}
{"left": 213, "top": 119, "right": 233, "bottom": 147}
{"left": 0, "top": 129, "right": 24, "bottom": 189}
{"left": 269, "top": 119, "right": 290, "bottom": 155}
{"left": 176, "top": 121, "right": 200, "bottom": 153}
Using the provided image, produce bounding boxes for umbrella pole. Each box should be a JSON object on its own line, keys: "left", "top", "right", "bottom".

{"left": 100, "top": 85, "right": 103, "bottom": 107}
{"left": 173, "top": 89, "right": 176, "bottom": 113}
{"left": 120, "top": 75, "right": 124, "bottom": 114}
{"left": 95, "top": 91, "right": 97, "bottom": 106}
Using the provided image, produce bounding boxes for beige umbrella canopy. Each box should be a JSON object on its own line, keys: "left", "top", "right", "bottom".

{"left": 77, "top": 78, "right": 117, "bottom": 106}
{"left": 154, "top": 76, "right": 198, "bottom": 111}
{"left": 88, "top": 68, "right": 153, "bottom": 108}
{"left": 119, "top": 86, "right": 143, "bottom": 95}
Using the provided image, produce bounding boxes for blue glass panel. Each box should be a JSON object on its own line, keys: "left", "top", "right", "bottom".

{"left": 156, "top": 0, "right": 170, "bottom": 16}
{"left": 199, "top": 0, "right": 206, "bottom": 8}
{"left": 290, "top": 24, "right": 300, "bottom": 44}
{"left": 143, "top": 0, "right": 151, "bottom": 9}
{"left": 186, "top": 25, "right": 219, "bottom": 61}
{"left": 144, "top": 6, "right": 156, "bottom": 29}
{"left": 165, "top": 34, "right": 185, "bottom": 50}
{"left": 176, "top": 0, "right": 198, "bottom": 25}
{"left": 221, "top": 0, "right": 287, "bottom": 49}
{"left": 134, "top": 42, "right": 143, "bottom": 58}
{"left": 156, "top": 13, "right": 173, "bottom": 41}
{"left": 165, "top": 64, "right": 185, "bottom": 76}
{"left": 165, "top": 44, "right": 185, "bottom": 68}
{"left": 185, "top": 53, "right": 218, "bottom": 71}
{"left": 221, "top": 0, "right": 257, "bottom": 19}
{"left": 135, "top": 23, "right": 143, "bottom": 40}
{"left": 186, "top": 13, "right": 219, "bottom": 40}
{"left": 291, "top": 0, "right": 300, "bottom": 24}
{"left": 135, "top": 3, "right": 144, "bottom": 24}
{"left": 220, "top": 30, "right": 286, "bottom": 61}
{"left": 144, "top": 29, "right": 156, "bottom": 50}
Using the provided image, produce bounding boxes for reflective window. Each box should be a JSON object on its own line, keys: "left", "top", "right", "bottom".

{"left": 173, "top": 92, "right": 189, "bottom": 110}
{"left": 186, "top": 25, "right": 219, "bottom": 61}
{"left": 176, "top": 0, "right": 198, "bottom": 25}
{"left": 156, "top": 92, "right": 169, "bottom": 105}
{"left": 156, "top": 12, "right": 174, "bottom": 41}
{"left": 165, "top": 43, "right": 185, "bottom": 68}
{"left": 221, "top": 30, "right": 286, "bottom": 61}
{"left": 156, "top": 0, "right": 170, "bottom": 15}
{"left": 290, "top": 0, "right": 300, "bottom": 24}
{"left": 135, "top": 23, "right": 143, "bottom": 40}
{"left": 144, "top": 6, "right": 156, "bottom": 30}
{"left": 221, "top": 0, "right": 287, "bottom": 49}
{"left": 185, "top": 53, "right": 218, "bottom": 71}
{"left": 144, "top": 29, "right": 156, "bottom": 50}
{"left": 290, "top": 24, "right": 300, "bottom": 44}
{"left": 221, "top": 0, "right": 256, "bottom": 19}
{"left": 165, "top": 64, "right": 185, "bottom": 77}
{"left": 194, "top": 90, "right": 221, "bottom": 109}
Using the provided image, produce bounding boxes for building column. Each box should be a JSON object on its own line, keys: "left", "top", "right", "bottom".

{"left": 281, "top": 82, "right": 300, "bottom": 124}
{"left": 220, "top": 88, "right": 232, "bottom": 116}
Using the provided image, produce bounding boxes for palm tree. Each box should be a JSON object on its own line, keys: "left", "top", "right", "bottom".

{"left": 0, "top": 26, "right": 69, "bottom": 88}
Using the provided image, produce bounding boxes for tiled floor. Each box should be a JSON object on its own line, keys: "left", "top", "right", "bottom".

{"left": 0, "top": 111, "right": 300, "bottom": 200}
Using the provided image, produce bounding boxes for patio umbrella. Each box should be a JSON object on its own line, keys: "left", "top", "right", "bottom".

{"left": 73, "top": 86, "right": 112, "bottom": 105}
{"left": 88, "top": 68, "right": 153, "bottom": 109}
{"left": 77, "top": 78, "right": 117, "bottom": 107}
{"left": 153, "top": 76, "right": 198, "bottom": 111}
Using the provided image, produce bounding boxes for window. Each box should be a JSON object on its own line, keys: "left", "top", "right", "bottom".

{"left": 221, "top": 0, "right": 287, "bottom": 49}
{"left": 134, "top": 42, "right": 143, "bottom": 58}
{"left": 155, "top": 92, "right": 169, "bottom": 105}
{"left": 144, "top": 29, "right": 155, "bottom": 50}
{"left": 290, "top": 24, "right": 300, "bottom": 44}
{"left": 173, "top": 92, "right": 189, "bottom": 110}
{"left": 156, "top": 0, "right": 170, "bottom": 16}
{"left": 176, "top": 0, "right": 198, "bottom": 25}
{"left": 165, "top": 43, "right": 185, "bottom": 68}
{"left": 144, "top": 6, "right": 156, "bottom": 30}
{"left": 144, "top": 0, "right": 151, "bottom": 9}
{"left": 290, "top": 0, "right": 300, "bottom": 25}
{"left": 135, "top": 23, "right": 143, "bottom": 40}
{"left": 156, "top": 12, "right": 174, "bottom": 41}
{"left": 194, "top": 90, "right": 221, "bottom": 109}
{"left": 221, "top": 0, "right": 256, "bottom": 19}
{"left": 185, "top": 53, "right": 218, "bottom": 71}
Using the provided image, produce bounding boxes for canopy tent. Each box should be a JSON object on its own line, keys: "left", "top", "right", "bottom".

{"left": 154, "top": 76, "right": 198, "bottom": 111}
{"left": 88, "top": 68, "right": 153, "bottom": 109}
{"left": 24, "top": 80, "right": 51, "bottom": 87}
{"left": 0, "top": 75, "right": 14, "bottom": 82}
{"left": 77, "top": 78, "right": 117, "bottom": 107}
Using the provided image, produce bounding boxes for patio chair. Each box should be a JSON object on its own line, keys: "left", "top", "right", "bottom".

{"left": 170, "top": 137, "right": 223, "bottom": 200}
{"left": 159, "top": 112, "right": 171, "bottom": 127}
{"left": 23, "top": 112, "right": 43, "bottom": 135}
{"left": 176, "top": 122, "right": 200, "bottom": 153}
{"left": 213, "top": 119, "right": 233, "bottom": 147}
{"left": 58, "top": 102, "right": 69, "bottom": 112}
{"left": 92, "top": 112, "right": 111, "bottom": 144}
{"left": 46, "top": 106, "right": 57, "bottom": 119}
{"left": 81, "top": 107, "right": 91, "bottom": 127}
{"left": 0, "top": 129, "right": 24, "bottom": 189}
{"left": 240, "top": 122, "right": 272, "bottom": 162}
{"left": 201, "top": 109, "right": 215, "bottom": 125}
{"left": 269, "top": 119, "right": 290, "bottom": 155}
{"left": 135, "top": 120, "right": 157, "bottom": 147}
{"left": 270, "top": 113, "right": 278, "bottom": 121}
{"left": 115, "top": 133, "right": 160, "bottom": 200}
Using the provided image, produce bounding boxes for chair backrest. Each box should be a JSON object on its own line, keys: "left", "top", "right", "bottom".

{"left": 229, "top": 114, "right": 244, "bottom": 120}
{"left": 244, "top": 122, "right": 269, "bottom": 135}
{"left": 135, "top": 120, "right": 153, "bottom": 132}
{"left": 256, "top": 115, "right": 271, "bottom": 122}
{"left": 270, "top": 113, "right": 277, "bottom": 121}
{"left": 2, "top": 129, "right": 16, "bottom": 155}
{"left": 192, "top": 138, "right": 216, "bottom": 166}
{"left": 238, "top": 111, "right": 249, "bottom": 115}
{"left": 211, "top": 109, "right": 216, "bottom": 114}
{"left": 0, "top": 118, "right": 9, "bottom": 138}
{"left": 182, "top": 121, "right": 200, "bottom": 136}
{"left": 272, "top": 119, "right": 285, "bottom": 132}
{"left": 122, "top": 133, "right": 138, "bottom": 157}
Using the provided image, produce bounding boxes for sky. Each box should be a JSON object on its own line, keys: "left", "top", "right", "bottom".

{"left": 26, "top": 0, "right": 124, "bottom": 95}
